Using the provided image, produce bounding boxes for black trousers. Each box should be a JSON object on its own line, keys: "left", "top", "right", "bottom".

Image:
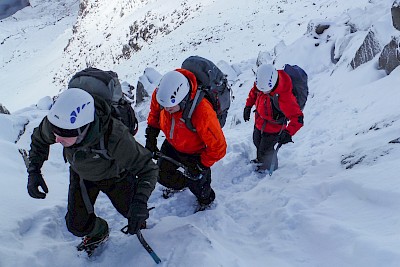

{"left": 157, "top": 140, "right": 213, "bottom": 202}
{"left": 253, "top": 127, "right": 279, "bottom": 171}
{"left": 65, "top": 168, "right": 135, "bottom": 237}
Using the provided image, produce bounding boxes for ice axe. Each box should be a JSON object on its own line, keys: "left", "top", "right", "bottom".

{"left": 120, "top": 228, "right": 161, "bottom": 264}
{"left": 154, "top": 152, "right": 203, "bottom": 181}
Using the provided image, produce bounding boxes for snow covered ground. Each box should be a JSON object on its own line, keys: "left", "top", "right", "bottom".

{"left": 0, "top": 0, "right": 400, "bottom": 266}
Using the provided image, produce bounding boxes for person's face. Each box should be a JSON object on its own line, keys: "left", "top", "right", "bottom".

{"left": 54, "top": 134, "right": 78, "bottom": 147}
{"left": 165, "top": 105, "right": 180, "bottom": 114}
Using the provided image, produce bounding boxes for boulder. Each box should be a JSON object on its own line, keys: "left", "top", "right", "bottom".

{"left": 392, "top": 0, "right": 400, "bottom": 31}
{"left": 378, "top": 36, "right": 400, "bottom": 75}
{"left": 315, "top": 24, "right": 330, "bottom": 35}
{"left": 0, "top": 103, "right": 10, "bottom": 114}
{"left": 135, "top": 80, "right": 149, "bottom": 105}
{"left": 350, "top": 30, "right": 381, "bottom": 69}
{"left": 306, "top": 20, "right": 332, "bottom": 36}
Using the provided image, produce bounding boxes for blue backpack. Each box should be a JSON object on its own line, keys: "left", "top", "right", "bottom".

{"left": 271, "top": 64, "right": 308, "bottom": 117}
{"left": 283, "top": 64, "right": 308, "bottom": 110}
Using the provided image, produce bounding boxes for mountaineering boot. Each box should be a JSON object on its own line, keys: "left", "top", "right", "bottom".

{"left": 255, "top": 165, "right": 267, "bottom": 173}
{"left": 162, "top": 187, "right": 187, "bottom": 199}
{"left": 195, "top": 189, "right": 216, "bottom": 212}
{"left": 251, "top": 159, "right": 264, "bottom": 169}
{"left": 250, "top": 158, "right": 260, "bottom": 164}
{"left": 77, "top": 217, "right": 109, "bottom": 257}
{"left": 198, "top": 188, "right": 215, "bottom": 205}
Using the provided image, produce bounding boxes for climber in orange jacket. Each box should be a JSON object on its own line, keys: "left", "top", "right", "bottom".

{"left": 146, "top": 68, "right": 227, "bottom": 208}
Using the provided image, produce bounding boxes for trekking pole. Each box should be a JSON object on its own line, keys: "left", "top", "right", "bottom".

{"left": 120, "top": 227, "right": 162, "bottom": 264}
{"left": 154, "top": 152, "right": 202, "bottom": 181}
{"left": 269, "top": 143, "right": 282, "bottom": 176}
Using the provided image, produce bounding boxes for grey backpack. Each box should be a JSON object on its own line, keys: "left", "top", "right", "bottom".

{"left": 68, "top": 67, "right": 138, "bottom": 136}
{"left": 181, "top": 56, "right": 232, "bottom": 131}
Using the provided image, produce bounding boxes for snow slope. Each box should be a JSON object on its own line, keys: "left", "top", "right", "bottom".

{"left": 0, "top": 0, "right": 399, "bottom": 266}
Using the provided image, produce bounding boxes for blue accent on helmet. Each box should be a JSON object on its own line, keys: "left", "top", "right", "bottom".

{"left": 69, "top": 102, "right": 91, "bottom": 124}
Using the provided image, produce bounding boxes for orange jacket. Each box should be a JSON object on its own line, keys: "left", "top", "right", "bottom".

{"left": 147, "top": 69, "right": 227, "bottom": 167}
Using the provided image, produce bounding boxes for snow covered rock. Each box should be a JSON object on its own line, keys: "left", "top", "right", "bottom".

{"left": 57, "top": 0, "right": 203, "bottom": 85}
{"left": 36, "top": 96, "right": 52, "bottom": 110}
{"left": 136, "top": 80, "right": 149, "bottom": 105}
{"left": 391, "top": 0, "right": 400, "bottom": 31}
{"left": 0, "top": 104, "right": 10, "bottom": 115}
{"left": 136, "top": 67, "right": 161, "bottom": 105}
{"left": 378, "top": 35, "right": 400, "bottom": 74}
{"left": 350, "top": 29, "right": 382, "bottom": 69}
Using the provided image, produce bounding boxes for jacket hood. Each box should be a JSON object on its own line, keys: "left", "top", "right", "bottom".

{"left": 175, "top": 68, "right": 198, "bottom": 101}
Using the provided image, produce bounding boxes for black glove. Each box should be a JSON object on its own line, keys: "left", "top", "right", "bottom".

{"left": 127, "top": 200, "right": 149, "bottom": 235}
{"left": 188, "top": 162, "right": 209, "bottom": 179}
{"left": 278, "top": 130, "right": 293, "bottom": 145}
{"left": 27, "top": 170, "right": 49, "bottom": 199}
{"left": 243, "top": 106, "right": 252, "bottom": 122}
{"left": 145, "top": 126, "right": 160, "bottom": 153}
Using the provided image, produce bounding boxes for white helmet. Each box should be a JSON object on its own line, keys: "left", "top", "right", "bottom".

{"left": 256, "top": 64, "right": 278, "bottom": 92}
{"left": 156, "top": 71, "right": 190, "bottom": 107}
{"left": 48, "top": 88, "right": 95, "bottom": 131}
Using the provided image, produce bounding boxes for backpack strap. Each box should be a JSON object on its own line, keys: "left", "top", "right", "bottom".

{"left": 271, "top": 94, "right": 281, "bottom": 113}
{"left": 79, "top": 176, "right": 94, "bottom": 214}
{"left": 181, "top": 89, "right": 205, "bottom": 132}
{"left": 270, "top": 94, "right": 288, "bottom": 125}
{"left": 89, "top": 120, "right": 114, "bottom": 160}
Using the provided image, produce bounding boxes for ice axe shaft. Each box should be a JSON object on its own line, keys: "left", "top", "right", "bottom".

{"left": 269, "top": 143, "right": 282, "bottom": 176}
{"left": 154, "top": 152, "right": 202, "bottom": 181}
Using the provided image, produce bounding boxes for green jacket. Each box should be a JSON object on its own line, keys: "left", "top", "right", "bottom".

{"left": 28, "top": 96, "right": 158, "bottom": 201}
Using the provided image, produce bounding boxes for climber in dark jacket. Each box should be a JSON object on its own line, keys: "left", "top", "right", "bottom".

{"left": 27, "top": 88, "right": 158, "bottom": 248}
